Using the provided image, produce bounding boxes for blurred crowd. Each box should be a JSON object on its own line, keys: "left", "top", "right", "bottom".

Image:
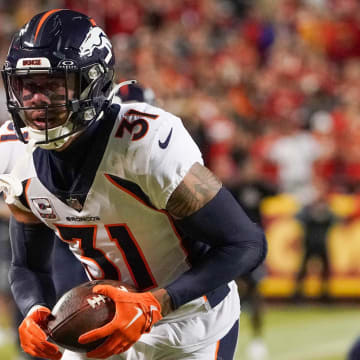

{"left": 0, "top": 2, "right": 359, "bottom": 358}
{"left": 0, "top": 0, "right": 360, "bottom": 207}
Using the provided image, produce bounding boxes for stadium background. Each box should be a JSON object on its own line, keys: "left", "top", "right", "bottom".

{"left": 0, "top": 0, "right": 360, "bottom": 359}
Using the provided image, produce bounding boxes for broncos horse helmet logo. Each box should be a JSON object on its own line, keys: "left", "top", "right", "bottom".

{"left": 79, "top": 27, "right": 112, "bottom": 64}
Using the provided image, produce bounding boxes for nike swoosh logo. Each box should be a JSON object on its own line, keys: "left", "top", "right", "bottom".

{"left": 158, "top": 128, "right": 173, "bottom": 149}
{"left": 150, "top": 305, "right": 159, "bottom": 312}
{"left": 125, "top": 306, "right": 143, "bottom": 329}
{"left": 148, "top": 305, "right": 159, "bottom": 326}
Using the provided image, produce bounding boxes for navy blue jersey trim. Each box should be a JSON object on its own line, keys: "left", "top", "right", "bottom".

{"left": 19, "top": 180, "right": 30, "bottom": 210}
{"left": 205, "top": 283, "right": 230, "bottom": 308}
{"left": 217, "top": 320, "right": 239, "bottom": 359}
{"left": 0, "top": 134, "right": 18, "bottom": 142}
{"left": 105, "top": 174, "right": 155, "bottom": 208}
{"left": 33, "top": 104, "right": 120, "bottom": 210}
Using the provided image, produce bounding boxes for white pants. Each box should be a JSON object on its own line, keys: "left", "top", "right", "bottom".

{"left": 61, "top": 281, "right": 240, "bottom": 360}
{"left": 62, "top": 341, "right": 223, "bottom": 360}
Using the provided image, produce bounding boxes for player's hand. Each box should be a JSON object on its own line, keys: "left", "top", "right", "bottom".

{"left": 19, "top": 306, "right": 62, "bottom": 360}
{"left": 78, "top": 285, "right": 162, "bottom": 358}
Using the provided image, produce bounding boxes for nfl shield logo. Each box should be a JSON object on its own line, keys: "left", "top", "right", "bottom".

{"left": 66, "top": 197, "right": 83, "bottom": 211}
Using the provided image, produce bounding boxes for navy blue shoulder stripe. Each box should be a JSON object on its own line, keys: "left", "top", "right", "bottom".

{"left": 105, "top": 174, "right": 155, "bottom": 209}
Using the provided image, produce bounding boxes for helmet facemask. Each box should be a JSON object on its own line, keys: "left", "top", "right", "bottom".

{"left": 2, "top": 62, "right": 114, "bottom": 150}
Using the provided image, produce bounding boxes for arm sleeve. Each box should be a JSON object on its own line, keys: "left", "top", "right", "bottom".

{"left": 165, "top": 187, "right": 267, "bottom": 309}
{"left": 8, "top": 216, "right": 56, "bottom": 316}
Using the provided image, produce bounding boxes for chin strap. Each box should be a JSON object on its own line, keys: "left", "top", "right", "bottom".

{"left": 108, "top": 79, "right": 137, "bottom": 103}
{"left": 95, "top": 79, "right": 137, "bottom": 122}
{"left": 0, "top": 138, "right": 36, "bottom": 204}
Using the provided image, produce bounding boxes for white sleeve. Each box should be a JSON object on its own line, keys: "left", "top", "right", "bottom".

{"left": 0, "top": 121, "right": 32, "bottom": 210}
{"left": 0, "top": 121, "right": 28, "bottom": 174}
{"left": 0, "top": 142, "right": 26, "bottom": 174}
{"left": 0, "top": 143, "right": 13, "bottom": 174}
{"left": 0, "top": 141, "right": 30, "bottom": 210}
{"left": 136, "top": 112, "right": 203, "bottom": 209}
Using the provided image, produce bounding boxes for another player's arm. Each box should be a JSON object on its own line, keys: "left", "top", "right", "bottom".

{"left": 152, "top": 162, "right": 267, "bottom": 315}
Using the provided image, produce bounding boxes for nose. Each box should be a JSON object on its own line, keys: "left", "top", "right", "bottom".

{"left": 31, "top": 91, "right": 51, "bottom": 105}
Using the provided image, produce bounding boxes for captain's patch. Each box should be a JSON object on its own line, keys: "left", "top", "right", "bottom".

{"left": 31, "top": 198, "right": 58, "bottom": 220}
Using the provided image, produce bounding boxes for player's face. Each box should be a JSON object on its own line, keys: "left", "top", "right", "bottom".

{"left": 19, "top": 74, "right": 75, "bottom": 130}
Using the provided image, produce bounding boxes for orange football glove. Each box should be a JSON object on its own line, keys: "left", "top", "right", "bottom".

{"left": 78, "top": 285, "right": 162, "bottom": 358}
{"left": 19, "top": 306, "right": 62, "bottom": 360}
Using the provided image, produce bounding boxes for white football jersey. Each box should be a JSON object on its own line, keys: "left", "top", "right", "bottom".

{"left": 11, "top": 104, "right": 240, "bottom": 352}
{"left": 15, "top": 102, "right": 204, "bottom": 291}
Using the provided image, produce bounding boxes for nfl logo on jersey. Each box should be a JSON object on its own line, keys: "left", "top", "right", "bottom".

{"left": 66, "top": 197, "right": 83, "bottom": 211}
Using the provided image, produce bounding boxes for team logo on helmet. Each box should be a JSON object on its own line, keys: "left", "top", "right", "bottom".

{"left": 19, "top": 22, "right": 29, "bottom": 37}
{"left": 79, "top": 27, "right": 112, "bottom": 64}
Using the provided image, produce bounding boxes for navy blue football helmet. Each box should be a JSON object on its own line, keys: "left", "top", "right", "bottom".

{"left": 2, "top": 9, "right": 115, "bottom": 149}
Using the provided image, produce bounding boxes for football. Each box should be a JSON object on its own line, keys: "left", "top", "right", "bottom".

{"left": 46, "top": 279, "right": 135, "bottom": 352}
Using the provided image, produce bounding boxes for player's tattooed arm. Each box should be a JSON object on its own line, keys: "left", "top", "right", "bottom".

{"left": 166, "top": 162, "right": 222, "bottom": 219}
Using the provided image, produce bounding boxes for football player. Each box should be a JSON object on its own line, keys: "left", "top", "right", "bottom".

{"left": 2, "top": 9, "right": 267, "bottom": 360}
